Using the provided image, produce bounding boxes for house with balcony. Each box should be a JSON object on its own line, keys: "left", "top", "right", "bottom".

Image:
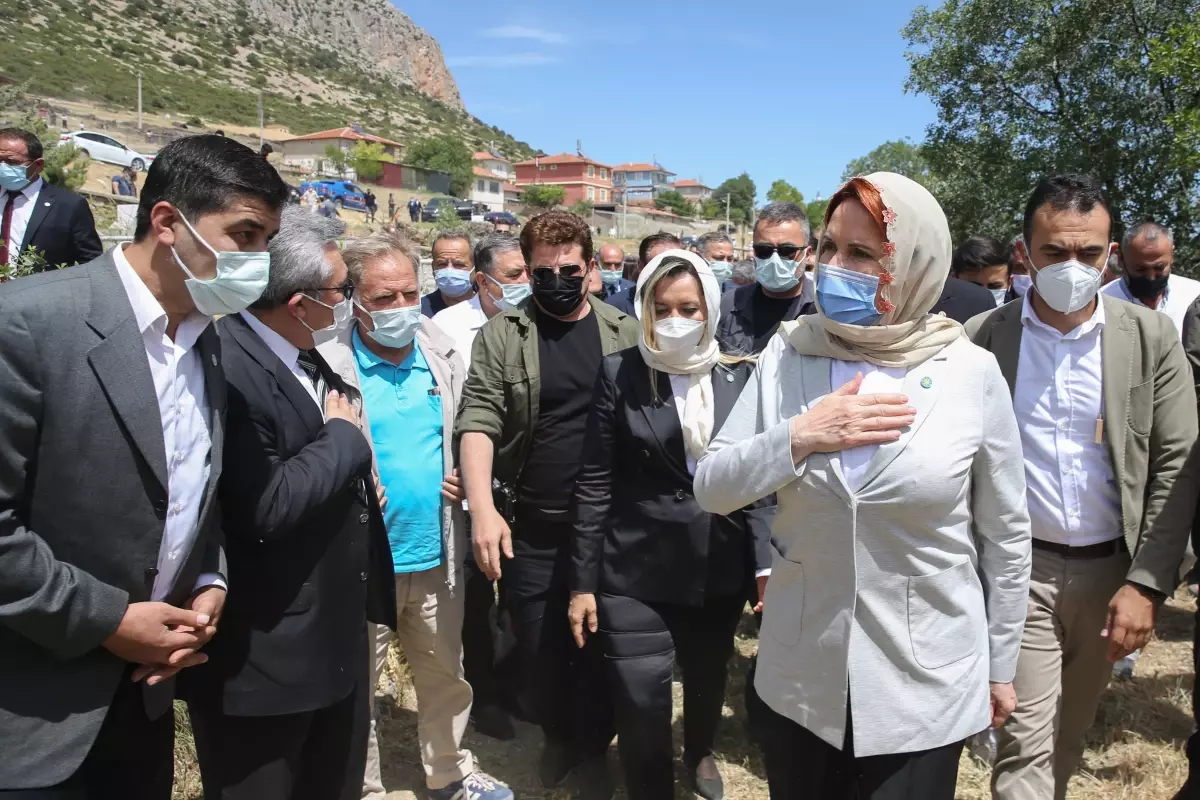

{"left": 612, "top": 162, "right": 676, "bottom": 202}
{"left": 513, "top": 153, "right": 614, "bottom": 206}
{"left": 670, "top": 178, "right": 712, "bottom": 202}
{"left": 280, "top": 125, "right": 404, "bottom": 177}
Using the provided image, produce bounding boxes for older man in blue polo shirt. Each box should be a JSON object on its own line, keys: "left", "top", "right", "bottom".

{"left": 319, "top": 231, "right": 514, "bottom": 800}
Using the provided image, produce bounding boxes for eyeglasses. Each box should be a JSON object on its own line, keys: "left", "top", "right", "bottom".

{"left": 302, "top": 281, "right": 355, "bottom": 301}
{"left": 532, "top": 264, "right": 586, "bottom": 280}
{"left": 753, "top": 243, "right": 806, "bottom": 261}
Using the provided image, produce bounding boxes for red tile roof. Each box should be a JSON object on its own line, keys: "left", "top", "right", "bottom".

{"left": 513, "top": 152, "right": 611, "bottom": 168}
{"left": 473, "top": 166, "right": 500, "bottom": 178}
{"left": 286, "top": 127, "right": 403, "bottom": 148}
{"left": 474, "top": 152, "right": 511, "bottom": 164}
{"left": 613, "top": 162, "right": 675, "bottom": 175}
{"left": 672, "top": 178, "right": 709, "bottom": 189}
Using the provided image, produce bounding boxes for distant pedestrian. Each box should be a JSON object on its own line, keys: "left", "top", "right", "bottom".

{"left": 319, "top": 196, "right": 339, "bottom": 218}
{"left": 408, "top": 196, "right": 421, "bottom": 223}
{"left": 302, "top": 187, "right": 319, "bottom": 211}
{"left": 110, "top": 170, "right": 135, "bottom": 197}
{"left": 387, "top": 193, "right": 395, "bottom": 222}
{"left": 364, "top": 189, "right": 377, "bottom": 223}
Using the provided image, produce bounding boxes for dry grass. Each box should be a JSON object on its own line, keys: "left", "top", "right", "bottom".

{"left": 172, "top": 591, "right": 1197, "bottom": 799}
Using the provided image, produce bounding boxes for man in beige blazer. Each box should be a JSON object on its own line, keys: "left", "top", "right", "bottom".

{"left": 967, "top": 174, "right": 1198, "bottom": 800}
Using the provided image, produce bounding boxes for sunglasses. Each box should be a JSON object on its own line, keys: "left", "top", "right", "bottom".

{"left": 531, "top": 264, "right": 586, "bottom": 280}
{"left": 302, "top": 281, "right": 355, "bottom": 301}
{"left": 753, "top": 243, "right": 806, "bottom": 261}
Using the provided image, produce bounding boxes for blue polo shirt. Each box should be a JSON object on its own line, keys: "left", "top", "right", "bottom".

{"left": 352, "top": 328, "right": 444, "bottom": 573}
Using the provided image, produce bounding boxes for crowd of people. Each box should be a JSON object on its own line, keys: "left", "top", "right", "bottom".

{"left": 3, "top": 126, "right": 1200, "bottom": 800}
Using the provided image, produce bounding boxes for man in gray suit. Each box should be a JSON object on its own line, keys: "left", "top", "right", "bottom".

{"left": 967, "top": 174, "right": 1199, "bottom": 800}
{"left": 0, "top": 135, "right": 287, "bottom": 798}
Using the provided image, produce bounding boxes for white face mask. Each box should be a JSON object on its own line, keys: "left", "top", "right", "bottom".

{"left": 652, "top": 316, "right": 705, "bottom": 355}
{"left": 1032, "top": 258, "right": 1103, "bottom": 313}
{"left": 990, "top": 288, "right": 1008, "bottom": 307}
{"left": 301, "top": 294, "right": 352, "bottom": 346}
{"left": 1010, "top": 274, "right": 1033, "bottom": 296}
{"left": 171, "top": 214, "right": 271, "bottom": 316}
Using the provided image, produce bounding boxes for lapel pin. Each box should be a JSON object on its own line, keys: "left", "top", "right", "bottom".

{"left": 211, "top": 354, "right": 218, "bottom": 366}
{"left": 920, "top": 376, "right": 932, "bottom": 389}
{"left": 725, "top": 373, "right": 734, "bottom": 383}
{"left": 44, "top": 201, "right": 51, "bottom": 206}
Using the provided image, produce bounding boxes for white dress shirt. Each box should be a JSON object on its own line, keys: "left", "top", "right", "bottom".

{"left": 1100, "top": 273, "right": 1200, "bottom": 342}
{"left": 829, "top": 360, "right": 907, "bottom": 491}
{"left": 1, "top": 177, "right": 43, "bottom": 263}
{"left": 431, "top": 295, "right": 489, "bottom": 372}
{"left": 239, "top": 310, "right": 323, "bottom": 412}
{"left": 1015, "top": 294, "right": 1122, "bottom": 546}
{"left": 113, "top": 244, "right": 222, "bottom": 598}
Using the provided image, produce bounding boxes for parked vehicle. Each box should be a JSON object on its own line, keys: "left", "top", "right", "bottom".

{"left": 421, "top": 196, "right": 473, "bottom": 222}
{"left": 297, "top": 180, "right": 367, "bottom": 211}
{"left": 485, "top": 210, "right": 519, "bottom": 225}
{"left": 59, "top": 131, "right": 156, "bottom": 171}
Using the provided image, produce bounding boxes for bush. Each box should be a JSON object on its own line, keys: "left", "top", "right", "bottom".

{"left": 170, "top": 52, "right": 201, "bottom": 69}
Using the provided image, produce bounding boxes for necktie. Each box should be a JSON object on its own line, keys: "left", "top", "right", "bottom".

{"left": 1, "top": 190, "right": 18, "bottom": 268}
{"left": 296, "top": 349, "right": 327, "bottom": 401}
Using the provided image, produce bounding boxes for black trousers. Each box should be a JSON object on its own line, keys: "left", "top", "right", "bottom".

{"left": 761, "top": 698, "right": 964, "bottom": 799}
{"left": 462, "top": 552, "right": 518, "bottom": 710}
{"left": 598, "top": 592, "right": 745, "bottom": 800}
{"left": 188, "top": 675, "right": 369, "bottom": 800}
{"left": 508, "top": 519, "right": 614, "bottom": 755}
{"left": 2, "top": 670, "right": 175, "bottom": 800}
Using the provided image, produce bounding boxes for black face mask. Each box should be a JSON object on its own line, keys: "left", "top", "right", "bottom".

{"left": 1125, "top": 272, "right": 1169, "bottom": 301}
{"left": 531, "top": 270, "right": 587, "bottom": 317}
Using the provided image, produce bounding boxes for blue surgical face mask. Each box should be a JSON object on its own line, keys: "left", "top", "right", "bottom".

{"left": 435, "top": 266, "right": 474, "bottom": 297}
{"left": 708, "top": 260, "right": 733, "bottom": 283}
{"left": 484, "top": 273, "right": 532, "bottom": 312}
{"left": 599, "top": 269, "right": 623, "bottom": 287}
{"left": 816, "top": 263, "right": 883, "bottom": 326}
{"left": 0, "top": 163, "right": 30, "bottom": 192}
{"left": 990, "top": 288, "right": 1008, "bottom": 307}
{"left": 755, "top": 253, "right": 801, "bottom": 292}
{"left": 171, "top": 213, "right": 270, "bottom": 316}
{"left": 356, "top": 302, "right": 422, "bottom": 348}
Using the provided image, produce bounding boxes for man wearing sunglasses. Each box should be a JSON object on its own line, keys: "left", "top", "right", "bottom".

{"left": 715, "top": 202, "right": 816, "bottom": 357}
{"left": 185, "top": 207, "right": 397, "bottom": 799}
{"left": 457, "top": 210, "right": 637, "bottom": 798}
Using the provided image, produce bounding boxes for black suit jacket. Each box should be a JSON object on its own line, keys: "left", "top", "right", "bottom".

{"left": 931, "top": 276, "right": 996, "bottom": 324}
{"left": 571, "top": 348, "right": 775, "bottom": 606}
{"left": 17, "top": 181, "right": 103, "bottom": 271}
{"left": 184, "top": 313, "right": 395, "bottom": 717}
{"left": 0, "top": 253, "right": 225, "bottom": 788}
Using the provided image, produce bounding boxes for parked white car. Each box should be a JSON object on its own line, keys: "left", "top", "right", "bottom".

{"left": 59, "top": 131, "right": 156, "bottom": 171}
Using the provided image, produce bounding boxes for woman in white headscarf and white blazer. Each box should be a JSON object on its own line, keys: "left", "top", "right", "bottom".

{"left": 694, "top": 173, "right": 1032, "bottom": 799}
{"left": 568, "top": 250, "right": 775, "bottom": 800}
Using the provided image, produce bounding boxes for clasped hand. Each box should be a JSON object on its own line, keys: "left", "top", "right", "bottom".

{"left": 105, "top": 586, "right": 227, "bottom": 686}
{"left": 789, "top": 373, "right": 916, "bottom": 464}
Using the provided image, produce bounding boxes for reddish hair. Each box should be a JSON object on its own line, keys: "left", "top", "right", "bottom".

{"left": 520, "top": 210, "right": 594, "bottom": 265}
{"left": 824, "top": 177, "right": 888, "bottom": 241}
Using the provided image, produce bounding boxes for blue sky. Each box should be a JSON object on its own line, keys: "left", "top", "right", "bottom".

{"left": 398, "top": 0, "right": 939, "bottom": 203}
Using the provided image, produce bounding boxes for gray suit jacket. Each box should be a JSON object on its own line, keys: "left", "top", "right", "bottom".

{"left": 695, "top": 334, "right": 1031, "bottom": 756}
{"left": 0, "top": 252, "right": 225, "bottom": 789}
{"left": 966, "top": 294, "right": 1199, "bottom": 595}
{"left": 319, "top": 318, "right": 468, "bottom": 588}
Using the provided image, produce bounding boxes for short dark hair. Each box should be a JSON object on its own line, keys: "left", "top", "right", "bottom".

{"left": 0, "top": 128, "right": 43, "bottom": 161}
{"left": 951, "top": 236, "right": 1011, "bottom": 276}
{"left": 638, "top": 231, "right": 682, "bottom": 265}
{"left": 1022, "top": 174, "right": 1111, "bottom": 246}
{"left": 754, "top": 202, "right": 810, "bottom": 240}
{"left": 520, "top": 210, "right": 593, "bottom": 265}
{"left": 134, "top": 134, "right": 289, "bottom": 241}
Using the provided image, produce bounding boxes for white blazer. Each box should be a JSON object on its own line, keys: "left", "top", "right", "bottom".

{"left": 694, "top": 334, "right": 1031, "bottom": 756}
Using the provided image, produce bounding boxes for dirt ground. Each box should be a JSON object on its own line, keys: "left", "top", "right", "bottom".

{"left": 172, "top": 589, "right": 1196, "bottom": 799}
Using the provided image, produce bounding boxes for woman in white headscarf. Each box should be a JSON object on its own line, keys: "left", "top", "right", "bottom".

{"left": 569, "top": 250, "right": 774, "bottom": 800}
{"left": 694, "top": 174, "right": 1033, "bottom": 799}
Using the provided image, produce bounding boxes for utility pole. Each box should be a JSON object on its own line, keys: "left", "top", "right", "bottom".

{"left": 622, "top": 192, "right": 628, "bottom": 239}
{"left": 724, "top": 193, "right": 731, "bottom": 249}
{"left": 257, "top": 91, "right": 264, "bottom": 149}
{"left": 136, "top": 71, "right": 143, "bottom": 131}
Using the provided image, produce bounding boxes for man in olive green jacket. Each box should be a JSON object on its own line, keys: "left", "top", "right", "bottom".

{"left": 455, "top": 211, "right": 638, "bottom": 797}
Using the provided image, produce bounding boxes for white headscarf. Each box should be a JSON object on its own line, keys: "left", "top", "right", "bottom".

{"left": 635, "top": 249, "right": 722, "bottom": 461}
{"left": 781, "top": 172, "right": 963, "bottom": 368}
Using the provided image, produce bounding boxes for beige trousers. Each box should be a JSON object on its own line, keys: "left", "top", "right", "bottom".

{"left": 362, "top": 567, "right": 474, "bottom": 797}
{"left": 992, "top": 548, "right": 1131, "bottom": 800}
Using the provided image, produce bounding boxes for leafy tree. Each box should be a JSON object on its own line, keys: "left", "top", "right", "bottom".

{"left": 697, "top": 197, "right": 722, "bottom": 220}
{"left": 841, "top": 140, "right": 933, "bottom": 187}
{"left": 568, "top": 199, "right": 594, "bottom": 217}
{"left": 521, "top": 184, "right": 565, "bottom": 210}
{"left": 323, "top": 144, "right": 348, "bottom": 177}
{"left": 434, "top": 204, "right": 461, "bottom": 231}
{"left": 766, "top": 179, "right": 805, "bottom": 205}
{"left": 805, "top": 199, "right": 829, "bottom": 231}
{"left": 904, "top": 0, "right": 1200, "bottom": 263}
{"left": 711, "top": 173, "right": 756, "bottom": 225}
{"left": 654, "top": 190, "right": 693, "bottom": 217}
{"left": 405, "top": 135, "right": 473, "bottom": 197}
{"left": 349, "top": 140, "right": 392, "bottom": 182}
{"left": 1149, "top": 19, "right": 1200, "bottom": 180}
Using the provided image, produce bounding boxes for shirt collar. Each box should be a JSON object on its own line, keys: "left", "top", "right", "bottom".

{"left": 1020, "top": 289, "right": 1105, "bottom": 340}
{"left": 11, "top": 176, "right": 43, "bottom": 200}
{"left": 240, "top": 309, "right": 301, "bottom": 370}
{"left": 113, "top": 243, "right": 209, "bottom": 350}
{"left": 351, "top": 326, "right": 425, "bottom": 372}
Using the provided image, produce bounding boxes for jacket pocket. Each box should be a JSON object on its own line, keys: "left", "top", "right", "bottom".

{"left": 283, "top": 582, "right": 314, "bottom": 616}
{"left": 761, "top": 555, "right": 804, "bottom": 647}
{"left": 907, "top": 560, "right": 980, "bottom": 670}
{"left": 1127, "top": 379, "right": 1152, "bottom": 437}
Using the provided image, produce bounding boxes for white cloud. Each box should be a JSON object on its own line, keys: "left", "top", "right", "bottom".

{"left": 446, "top": 52, "right": 558, "bottom": 68}
{"left": 482, "top": 25, "right": 569, "bottom": 45}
